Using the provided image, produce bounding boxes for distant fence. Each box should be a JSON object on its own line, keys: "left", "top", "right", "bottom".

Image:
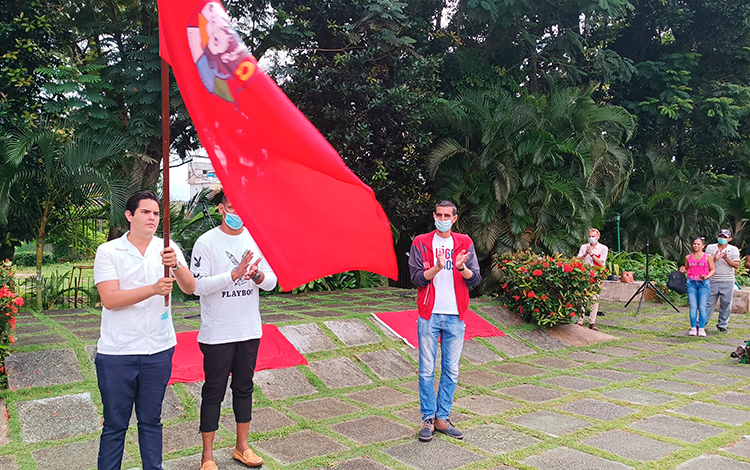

{"left": 15, "top": 274, "right": 96, "bottom": 310}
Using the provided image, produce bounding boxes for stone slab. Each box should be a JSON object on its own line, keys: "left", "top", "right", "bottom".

{"left": 676, "top": 455, "right": 750, "bottom": 470}
{"left": 521, "top": 446, "right": 631, "bottom": 470}
{"left": 531, "top": 357, "right": 578, "bottom": 369}
{"left": 514, "top": 330, "right": 567, "bottom": 351}
{"left": 598, "top": 346, "right": 642, "bottom": 357}
{"left": 672, "top": 348, "right": 725, "bottom": 360}
{"left": 478, "top": 305, "right": 525, "bottom": 327}
{"left": 458, "top": 370, "right": 506, "bottom": 387}
{"left": 63, "top": 321, "right": 101, "bottom": 331}
{"left": 621, "top": 341, "right": 670, "bottom": 352}
{"left": 566, "top": 351, "right": 613, "bottom": 363}
{"left": 0, "top": 455, "right": 17, "bottom": 470}
{"left": 14, "top": 334, "right": 66, "bottom": 347}
{"left": 254, "top": 430, "right": 348, "bottom": 465}
{"left": 32, "top": 439, "right": 123, "bottom": 470}
{"left": 383, "top": 437, "right": 485, "bottom": 470}
{"left": 614, "top": 361, "right": 670, "bottom": 374}
{"left": 308, "top": 357, "right": 373, "bottom": 389}
{"left": 644, "top": 380, "right": 707, "bottom": 395}
{"left": 726, "top": 436, "right": 750, "bottom": 459}
{"left": 6, "top": 348, "right": 83, "bottom": 390}
{"left": 670, "top": 402, "right": 750, "bottom": 425}
{"left": 454, "top": 395, "right": 519, "bottom": 415}
{"left": 254, "top": 367, "right": 317, "bottom": 400}
{"left": 485, "top": 335, "right": 535, "bottom": 357}
{"left": 172, "top": 322, "right": 195, "bottom": 333}
{"left": 162, "top": 447, "right": 244, "bottom": 470}
{"left": 629, "top": 414, "right": 723, "bottom": 443}
{"left": 278, "top": 323, "right": 337, "bottom": 353}
{"left": 559, "top": 399, "right": 636, "bottom": 421}
{"left": 547, "top": 323, "right": 618, "bottom": 346}
{"left": 261, "top": 314, "right": 300, "bottom": 323}
{"left": 652, "top": 355, "right": 703, "bottom": 367}
{"left": 582, "top": 369, "right": 638, "bottom": 382}
{"left": 132, "top": 421, "right": 211, "bottom": 454}
{"left": 492, "top": 363, "right": 546, "bottom": 377}
{"left": 542, "top": 375, "right": 606, "bottom": 391}
{"left": 220, "top": 407, "right": 295, "bottom": 434}
{"left": 707, "top": 364, "right": 750, "bottom": 378}
{"left": 323, "top": 319, "right": 381, "bottom": 346}
{"left": 85, "top": 344, "right": 97, "bottom": 363}
{"left": 300, "top": 310, "right": 348, "bottom": 318}
{"left": 0, "top": 401, "right": 7, "bottom": 446}
{"left": 510, "top": 410, "right": 591, "bottom": 437}
{"left": 72, "top": 329, "right": 100, "bottom": 341}
{"left": 461, "top": 339, "right": 503, "bottom": 364}
{"left": 15, "top": 324, "right": 51, "bottom": 335}
{"left": 602, "top": 388, "right": 677, "bottom": 405}
{"left": 330, "top": 415, "right": 412, "bottom": 444}
{"left": 184, "top": 379, "right": 233, "bottom": 409}
{"left": 49, "top": 314, "right": 100, "bottom": 322}
{"left": 497, "top": 385, "right": 566, "bottom": 403}
{"left": 392, "top": 406, "right": 469, "bottom": 425}
{"left": 580, "top": 429, "right": 681, "bottom": 462}
{"left": 289, "top": 397, "right": 360, "bottom": 420}
{"left": 356, "top": 350, "right": 415, "bottom": 380}
{"left": 713, "top": 391, "right": 750, "bottom": 407}
{"left": 17, "top": 392, "right": 99, "bottom": 443}
{"left": 462, "top": 424, "right": 540, "bottom": 454}
{"left": 674, "top": 370, "right": 740, "bottom": 386}
{"left": 344, "top": 387, "right": 414, "bottom": 408}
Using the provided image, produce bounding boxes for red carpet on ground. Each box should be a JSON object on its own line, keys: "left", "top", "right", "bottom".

{"left": 168, "top": 324, "right": 308, "bottom": 385}
{"left": 371, "top": 310, "right": 504, "bottom": 348}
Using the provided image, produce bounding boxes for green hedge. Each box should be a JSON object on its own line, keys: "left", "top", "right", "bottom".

{"left": 12, "top": 252, "right": 55, "bottom": 267}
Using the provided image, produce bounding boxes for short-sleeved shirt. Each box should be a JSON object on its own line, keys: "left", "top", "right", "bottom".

{"left": 576, "top": 242, "right": 608, "bottom": 267}
{"left": 705, "top": 243, "right": 740, "bottom": 283}
{"left": 94, "top": 232, "right": 187, "bottom": 355}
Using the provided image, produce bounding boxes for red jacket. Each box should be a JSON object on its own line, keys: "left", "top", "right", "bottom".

{"left": 408, "top": 231, "right": 482, "bottom": 320}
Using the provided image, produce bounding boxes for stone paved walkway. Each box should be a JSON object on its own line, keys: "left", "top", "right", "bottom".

{"left": 2, "top": 288, "right": 750, "bottom": 469}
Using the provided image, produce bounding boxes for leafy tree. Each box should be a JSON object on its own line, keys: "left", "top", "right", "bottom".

{"left": 429, "top": 86, "right": 636, "bottom": 258}
{"left": 1, "top": 124, "right": 126, "bottom": 308}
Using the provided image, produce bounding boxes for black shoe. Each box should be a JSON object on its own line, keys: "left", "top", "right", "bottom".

{"left": 418, "top": 418, "right": 434, "bottom": 442}
{"left": 435, "top": 418, "right": 463, "bottom": 439}
{"left": 717, "top": 326, "right": 728, "bottom": 333}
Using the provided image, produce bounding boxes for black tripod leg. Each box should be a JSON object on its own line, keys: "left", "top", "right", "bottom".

{"left": 635, "top": 280, "right": 649, "bottom": 315}
{"left": 645, "top": 281, "right": 680, "bottom": 312}
{"left": 624, "top": 282, "right": 647, "bottom": 307}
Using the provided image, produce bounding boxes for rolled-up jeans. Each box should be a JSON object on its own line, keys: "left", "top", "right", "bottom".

{"left": 686, "top": 278, "right": 710, "bottom": 328}
{"left": 418, "top": 314, "right": 465, "bottom": 421}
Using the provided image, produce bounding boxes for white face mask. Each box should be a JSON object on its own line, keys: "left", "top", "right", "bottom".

{"left": 435, "top": 219, "right": 453, "bottom": 232}
{"left": 588, "top": 237, "right": 597, "bottom": 245}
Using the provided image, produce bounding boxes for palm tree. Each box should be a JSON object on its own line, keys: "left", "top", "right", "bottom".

{"left": 1, "top": 124, "right": 127, "bottom": 308}
{"left": 428, "top": 86, "right": 636, "bottom": 258}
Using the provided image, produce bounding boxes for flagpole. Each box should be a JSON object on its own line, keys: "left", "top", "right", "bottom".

{"left": 161, "top": 58, "right": 171, "bottom": 307}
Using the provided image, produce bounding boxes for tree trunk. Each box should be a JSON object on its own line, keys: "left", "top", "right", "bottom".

{"left": 35, "top": 232, "right": 44, "bottom": 310}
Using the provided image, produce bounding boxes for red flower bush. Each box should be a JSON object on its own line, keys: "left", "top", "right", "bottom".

{"left": 492, "top": 251, "right": 607, "bottom": 327}
{"left": 0, "top": 260, "right": 21, "bottom": 381}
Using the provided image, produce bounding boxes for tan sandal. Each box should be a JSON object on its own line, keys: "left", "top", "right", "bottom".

{"left": 200, "top": 461, "right": 218, "bottom": 470}
{"left": 233, "top": 447, "right": 264, "bottom": 467}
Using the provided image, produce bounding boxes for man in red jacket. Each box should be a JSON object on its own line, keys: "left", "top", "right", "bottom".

{"left": 408, "top": 201, "right": 481, "bottom": 442}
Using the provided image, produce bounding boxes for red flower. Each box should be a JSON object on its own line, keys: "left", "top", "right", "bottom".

{"left": 528, "top": 291, "right": 536, "bottom": 298}
{"left": 513, "top": 295, "right": 520, "bottom": 301}
{"left": 502, "top": 283, "right": 508, "bottom": 289}
{"left": 566, "top": 303, "right": 573, "bottom": 308}
{"left": 532, "top": 269, "right": 543, "bottom": 276}
{"left": 533, "top": 308, "right": 539, "bottom": 313}
{"left": 520, "top": 267, "right": 528, "bottom": 273}
{"left": 569, "top": 312, "right": 576, "bottom": 317}
{"left": 541, "top": 294, "right": 548, "bottom": 300}
{"left": 557, "top": 262, "right": 563, "bottom": 268}
{"left": 563, "top": 264, "right": 573, "bottom": 272}
{"left": 542, "top": 262, "right": 550, "bottom": 268}
{"left": 13, "top": 297, "right": 23, "bottom": 306}
{"left": 519, "top": 306, "right": 523, "bottom": 313}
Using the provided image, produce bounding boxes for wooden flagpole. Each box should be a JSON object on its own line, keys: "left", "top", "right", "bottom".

{"left": 161, "top": 58, "right": 171, "bottom": 306}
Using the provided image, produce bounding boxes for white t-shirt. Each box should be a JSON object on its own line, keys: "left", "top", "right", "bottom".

{"left": 431, "top": 233, "right": 458, "bottom": 315}
{"left": 706, "top": 243, "right": 740, "bottom": 283}
{"left": 190, "top": 227, "right": 277, "bottom": 344}
{"left": 94, "top": 233, "right": 188, "bottom": 355}
{"left": 576, "top": 242, "right": 608, "bottom": 267}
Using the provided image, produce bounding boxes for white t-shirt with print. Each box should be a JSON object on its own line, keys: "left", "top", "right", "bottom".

{"left": 431, "top": 233, "right": 458, "bottom": 315}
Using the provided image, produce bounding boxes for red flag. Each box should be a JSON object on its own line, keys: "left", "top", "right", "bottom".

{"left": 158, "top": 0, "right": 398, "bottom": 290}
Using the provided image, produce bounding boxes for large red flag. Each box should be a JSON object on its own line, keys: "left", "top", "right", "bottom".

{"left": 158, "top": 0, "right": 398, "bottom": 290}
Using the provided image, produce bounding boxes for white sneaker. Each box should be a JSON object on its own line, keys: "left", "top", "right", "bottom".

{"left": 688, "top": 327, "right": 697, "bottom": 336}
{"left": 698, "top": 328, "right": 706, "bottom": 337}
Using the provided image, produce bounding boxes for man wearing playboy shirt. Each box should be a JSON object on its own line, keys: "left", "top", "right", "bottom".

{"left": 576, "top": 228, "right": 608, "bottom": 330}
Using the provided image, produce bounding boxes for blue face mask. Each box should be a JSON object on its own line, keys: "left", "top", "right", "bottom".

{"left": 718, "top": 238, "right": 728, "bottom": 245}
{"left": 435, "top": 219, "right": 453, "bottom": 232}
{"left": 224, "top": 212, "right": 244, "bottom": 230}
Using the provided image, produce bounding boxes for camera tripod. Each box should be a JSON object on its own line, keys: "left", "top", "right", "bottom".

{"left": 624, "top": 237, "right": 680, "bottom": 315}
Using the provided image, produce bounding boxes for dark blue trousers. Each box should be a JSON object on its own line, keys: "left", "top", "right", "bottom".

{"left": 95, "top": 347, "right": 174, "bottom": 470}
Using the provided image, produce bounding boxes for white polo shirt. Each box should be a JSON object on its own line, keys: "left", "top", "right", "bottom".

{"left": 94, "top": 232, "right": 187, "bottom": 355}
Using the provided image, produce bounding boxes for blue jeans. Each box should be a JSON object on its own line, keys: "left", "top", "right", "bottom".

{"left": 686, "top": 278, "right": 710, "bottom": 328}
{"left": 95, "top": 347, "right": 174, "bottom": 470}
{"left": 418, "top": 314, "right": 465, "bottom": 421}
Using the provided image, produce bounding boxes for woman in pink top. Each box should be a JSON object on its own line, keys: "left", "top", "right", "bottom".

{"left": 679, "top": 237, "right": 716, "bottom": 337}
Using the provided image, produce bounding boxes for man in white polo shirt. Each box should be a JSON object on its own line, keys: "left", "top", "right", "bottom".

{"left": 190, "top": 192, "right": 276, "bottom": 470}
{"left": 93, "top": 190, "right": 195, "bottom": 470}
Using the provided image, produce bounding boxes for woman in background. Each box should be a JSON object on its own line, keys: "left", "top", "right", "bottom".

{"left": 679, "top": 237, "right": 715, "bottom": 337}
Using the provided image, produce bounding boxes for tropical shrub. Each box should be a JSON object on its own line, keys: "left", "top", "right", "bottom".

{"left": 0, "top": 260, "right": 21, "bottom": 380}
{"left": 492, "top": 251, "right": 607, "bottom": 327}
{"left": 13, "top": 251, "right": 55, "bottom": 267}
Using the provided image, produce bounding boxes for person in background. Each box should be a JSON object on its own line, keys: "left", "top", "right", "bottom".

{"left": 94, "top": 190, "right": 195, "bottom": 470}
{"left": 575, "top": 228, "right": 608, "bottom": 330}
{"left": 679, "top": 237, "right": 715, "bottom": 337}
{"left": 705, "top": 229, "right": 741, "bottom": 333}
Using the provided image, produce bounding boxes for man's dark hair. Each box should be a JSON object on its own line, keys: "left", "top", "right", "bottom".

{"left": 435, "top": 200, "right": 457, "bottom": 216}
{"left": 126, "top": 191, "right": 161, "bottom": 215}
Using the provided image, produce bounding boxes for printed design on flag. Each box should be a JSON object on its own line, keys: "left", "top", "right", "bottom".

{"left": 186, "top": 1, "right": 259, "bottom": 103}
